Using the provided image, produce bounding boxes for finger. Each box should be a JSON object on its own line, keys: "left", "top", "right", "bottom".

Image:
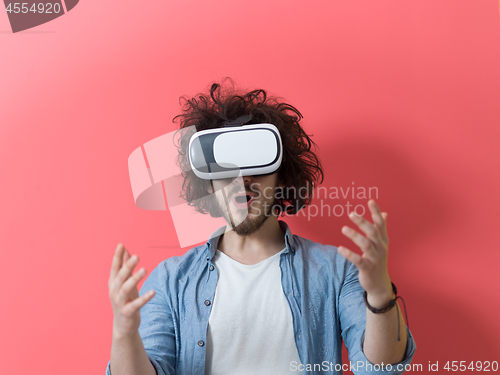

{"left": 368, "top": 200, "right": 388, "bottom": 244}
{"left": 381, "top": 212, "right": 389, "bottom": 245}
{"left": 368, "top": 200, "right": 385, "bottom": 230}
{"left": 121, "top": 290, "right": 156, "bottom": 317}
{"left": 109, "top": 244, "right": 125, "bottom": 282}
{"left": 349, "top": 211, "right": 384, "bottom": 248}
{"left": 369, "top": 200, "right": 387, "bottom": 238}
{"left": 337, "top": 246, "right": 364, "bottom": 268}
{"left": 341, "top": 226, "right": 375, "bottom": 255}
{"left": 118, "top": 267, "right": 147, "bottom": 305}
{"left": 111, "top": 254, "right": 140, "bottom": 294}
{"left": 122, "top": 247, "right": 130, "bottom": 265}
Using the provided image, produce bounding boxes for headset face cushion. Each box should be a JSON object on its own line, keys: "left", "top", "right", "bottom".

{"left": 188, "top": 124, "right": 283, "bottom": 180}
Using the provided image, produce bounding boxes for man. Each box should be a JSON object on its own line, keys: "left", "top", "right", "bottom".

{"left": 106, "top": 79, "right": 416, "bottom": 375}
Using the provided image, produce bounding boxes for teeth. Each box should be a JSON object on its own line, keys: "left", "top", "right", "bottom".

{"left": 235, "top": 195, "right": 247, "bottom": 204}
{"left": 234, "top": 194, "right": 253, "bottom": 204}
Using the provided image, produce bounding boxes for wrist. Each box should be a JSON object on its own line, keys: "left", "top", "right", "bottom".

{"left": 365, "top": 281, "right": 395, "bottom": 309}
{"left": 113, "top": 324, "right": 140, "bottom": 341}
{"left": 366, "top": 290, "right": 395, "bottom": 309}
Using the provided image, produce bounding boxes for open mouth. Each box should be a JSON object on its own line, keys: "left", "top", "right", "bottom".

{"left": 231, "top": 193, "right": 255, "bottom": 208}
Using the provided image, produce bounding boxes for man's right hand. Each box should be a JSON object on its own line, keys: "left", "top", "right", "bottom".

{"left": 108, "top": 243, "right": 156, "bottom": 338}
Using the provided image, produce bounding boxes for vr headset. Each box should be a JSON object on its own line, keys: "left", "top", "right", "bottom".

{"left": 188, "top": 114, "right": 283, "bottom": 180}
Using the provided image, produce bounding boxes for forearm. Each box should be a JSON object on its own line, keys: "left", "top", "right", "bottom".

{"left": 110, "top": 330, "right": 157, "bottom": 375}
{"left": 363, "top": 291, "right": 407, "bottom": 365}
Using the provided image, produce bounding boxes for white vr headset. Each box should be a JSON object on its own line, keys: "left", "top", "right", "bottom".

{"left": 188, "top": 115, "right": 283, "bottom": 180}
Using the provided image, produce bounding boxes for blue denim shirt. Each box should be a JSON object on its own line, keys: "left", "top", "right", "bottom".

{"left": 106, "top": 221, "right": 416, "bottom": 375}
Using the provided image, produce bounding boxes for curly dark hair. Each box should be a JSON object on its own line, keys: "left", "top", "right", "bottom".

{"left": 173, "top": 77, "right": 324, "bottom": 217}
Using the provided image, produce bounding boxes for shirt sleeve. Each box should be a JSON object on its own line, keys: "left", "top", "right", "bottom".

{"left": 338, "top": 261, "right": 417, "bottom": 375}
{"left": 105, "top": 262, "right": 176, "bottom": 375}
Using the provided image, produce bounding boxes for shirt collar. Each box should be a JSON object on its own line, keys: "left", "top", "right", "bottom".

{"left": 205, "top": 220, "right": 296, "bottom": 261}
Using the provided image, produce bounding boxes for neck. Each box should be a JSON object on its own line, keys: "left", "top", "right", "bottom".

{"left": 218, "top": 216, "right": 286, "bottom": 265}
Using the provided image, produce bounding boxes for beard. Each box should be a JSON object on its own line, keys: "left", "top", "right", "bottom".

{"left": 218, "top": 182, "right": 277, "bottom": 236}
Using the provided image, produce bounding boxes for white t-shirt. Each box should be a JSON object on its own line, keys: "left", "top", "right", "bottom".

{"left": 204, "top": 248, "right": 302, "bottom": 375}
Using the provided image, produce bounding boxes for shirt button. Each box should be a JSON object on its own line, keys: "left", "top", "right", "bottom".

{"left": 204, "top": 300, "right": 211, "bottom": 306}
{"left": 209, "top": 265, "right": 214, "bottom": 271}
{"left": 198, "top": 340, "right": 205, "bottom": 347}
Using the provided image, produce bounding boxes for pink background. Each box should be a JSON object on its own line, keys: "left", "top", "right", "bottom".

{"left": 1, "top": 0, "right": 499, "bottom": 374}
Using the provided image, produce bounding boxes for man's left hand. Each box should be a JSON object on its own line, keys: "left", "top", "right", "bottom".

{"left": 338, "top": 199, "right": 394, "bottom": 308}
